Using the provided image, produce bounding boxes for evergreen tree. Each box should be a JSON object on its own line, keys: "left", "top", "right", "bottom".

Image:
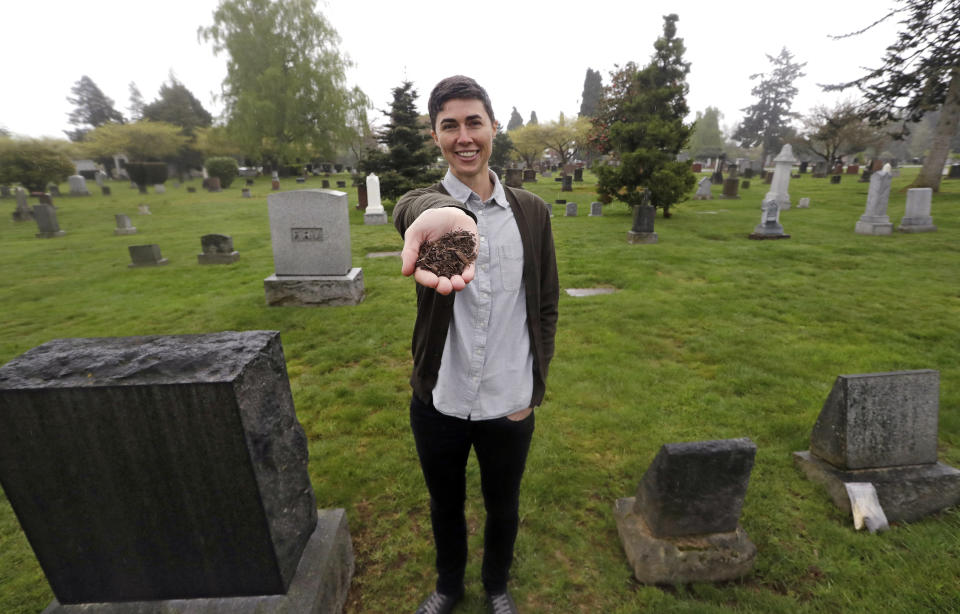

{"left": 65, "top": 75, "right": 124, "bottom": 141}
{"left": 359, "top": 81, "right": 441, "bottom": 200}
{"left": 507, "top": 107, "right": 524, "bottom": 131}
{"left": 491, "top": 124, "right": 514, "bottom": 168}
{"left": 128, "top": 82, "right": 145, "bottom": 122}
{"left": 142, "top": 75, "right": 213, "bottom": 135}
{"left": 591, "top": 14, "right": 695, "bottom": 217}
{"left": 528, "top": 111, "right": 538, "bottom": 125}
{"left": 688, "top": 107, "right": 725, "bottom": 159}
{"left": 733, "top": 48, "right": 806, "bottom": 166}
{"left": 578, "top": 68, "right": 603, "bottom": 117}
{"left": 823, "top": 0, "right": 958, "bottom": 190}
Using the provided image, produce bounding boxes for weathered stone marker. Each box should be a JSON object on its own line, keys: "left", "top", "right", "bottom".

{"left": 589, "top": 201, "right": 602, "bottom": 217}
{"left": 113, "top": 214, "right": 137, "bottom": 235}
{"left": 749, "top": 198, "right": 789, "bottom": 239}
{"left": 363, "top": 173, "right": 387, "bottom": 225}
{"left": 561, "top": 175, "right": 573, "bottom": 192}
{"left": 33, "top": 204, "right": 66, "bottom": 238}
{"left": 128, "top": 244, "right": 168, "bottom": 267}
{"left": 614, "top": 438, "right": 758, "bottom": 584}
{"left": 855, "top": 164, "right": 893, "bottom": 235}
{"left": 694, "top": 177, "right": 712, "bottom": 200}
{"left": 897, "top": 187, "right": 936, "bottom": 233}
{"left": 0, "top": 331, "right": 354, "bottom": 613}
{"left": 627, "top": 199, "right": 658, "bottom": 244}
{"left": 793, "top": 370, "right": 960, "bottom": 523}
{"left": 565, "top": 202, "right": 577, "bottom": 217}
{"left": 13, "top": 187, "right": 33, "bottom": 221}
{"left": 505, "top": 168, "right": 522, "bottom": 188}
{"left": 197, "top": 233, "right": 240, "bottom": 264}
{"left": 764, "top": 144, "right": 796, "bottom": 209}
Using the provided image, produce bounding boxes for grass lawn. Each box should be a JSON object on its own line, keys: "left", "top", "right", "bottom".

{"left": 1, "top": 169, "right": 959, "bottom": 613}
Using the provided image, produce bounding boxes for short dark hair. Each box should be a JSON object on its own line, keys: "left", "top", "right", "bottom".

{"left": 427, "top": 75, "right": 496, "bottom": 131}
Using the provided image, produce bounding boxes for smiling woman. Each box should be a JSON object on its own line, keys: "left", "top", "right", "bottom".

{"left": 431, "top": 98, "right": 497, "bottom": 200}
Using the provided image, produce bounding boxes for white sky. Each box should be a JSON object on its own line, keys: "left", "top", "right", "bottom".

{"left": 1, "top": 0, "right": 902, "bottom": 140}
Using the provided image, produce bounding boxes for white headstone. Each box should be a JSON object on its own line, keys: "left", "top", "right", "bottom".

{"left": 364, "top": 173, "right": 387, "bottom": 225}
{"left": 797, "top": 197, "right": 810, "bottom": 209}
{"left": 138, "top": 204, "right": 151, "bottom": 215}
{"left": 694, "top": 177, "right": 712, "bottom": 200}
{"left": 855, "top": 164, "right": 893, "bottom": 235}
{"left": 68, "top": 175, "right": 90, "bottom": 196}
{"left": 154, "top": 184, "right": 166, "bottom": 194}
{"left": 114, "top": 214, "right": 137, "bottom": 235}
{"left": 898, "top": 187, "right": 936, "bottom": 233}
{"left": 267, "top": 189, "right": 352, "bottom": 276}
{"left": 763, "top": 144, "right": 796, "bottom": 210}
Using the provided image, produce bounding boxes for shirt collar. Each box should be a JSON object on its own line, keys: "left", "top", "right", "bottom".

{"left": 442, "top": 169, "right": 510, "bottom": 209}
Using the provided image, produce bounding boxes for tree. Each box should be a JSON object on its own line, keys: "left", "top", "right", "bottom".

{"left": 82, "top": 121, "right": 187, "bottom": 162}
{"left": 734, "top": 48, "right": 806, "bottom": 166}
{"left": 490, "top": 125, "right": 514, "bottom": 168}
{"left": 579, "top": 68, "right": 603, "bottom": 117}
{"left": 538, "top": 114, "right": 592, "bottom": 170}
{"left": 141, "top": 75, "right": 213, "bottom": 135}
{"left": 507, "top": 107, "right": 524, "bottom": 131}
{"left": 591, "top": 14, "right": 695, "bottom": 217}
{"left": 823, "top": 0, "right": 959, "bottom": 190}
{"left": 359, "top": 81, "right": 441, "bottom": 200}
{"left": 128, "top": 82, "right": 145, "bottom": 121}
{"left": 510, "top": 123, "right": 545, "bottom": 169}
{"left": 0, "top": 139, "right": 76, "bottom": 192}
{"left": 688, "top": 107, "right": 725, "bottom": 159}
{"left": 199, "top": 0, "right": 368, "bottom": 167}
{"left": 528, "top": 111, "right": 539, "bottom": 125}
{"left": 65, "top": 75, "right": 125, "bottom": 141}
{"left": 794, "top": 100, "right": 886, "bottom": 163}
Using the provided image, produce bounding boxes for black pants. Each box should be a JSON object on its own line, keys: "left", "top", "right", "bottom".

{"left": 410, "top": 394, "right": 535, "bottom": 596}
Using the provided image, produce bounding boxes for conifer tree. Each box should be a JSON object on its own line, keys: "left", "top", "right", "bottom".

{"left": 507, "top": 107, "right": 524, "bottom": 131}
{"left": 578, "top": 68, "right": 603, "bottom": 117}
{"left": 528, "top": 111, "right": 538, "bottom": 125}
{"left": 65, "top": 75, "right": 124, "bottom": 141}
{"left": 591, "top": 14, "right": 695, "bottom": 217}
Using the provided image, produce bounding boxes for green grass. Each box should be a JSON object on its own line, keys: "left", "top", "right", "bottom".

{"left": 2, "top": 170, "right": 960, "bottom": 613}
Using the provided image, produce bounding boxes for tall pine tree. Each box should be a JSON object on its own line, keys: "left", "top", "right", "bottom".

{"left": 507, "top": 107, "right": 524, "bottom": 131}
{"left": 359, "top": 81, "right": 441, "bottom": 200}
{"left": 578, "top": 68, "right": 603, "bottom": 117}
{"left": 65, "top": 75, "right": 124, "bottom": 141}
{"left": 592, "top": 14, "right": 694, "bottom": 217}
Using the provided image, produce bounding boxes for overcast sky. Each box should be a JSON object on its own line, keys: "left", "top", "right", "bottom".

{"left": 1, "top": 0, "right": 902, "bottom": 140}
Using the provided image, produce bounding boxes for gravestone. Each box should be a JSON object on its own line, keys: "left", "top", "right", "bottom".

{"left": 207, "top": 177, "right": 222, "bottom": 192}
{"left": 830, "top": 174, "right": 842, "bottom": 184}
{"left": 198, "top": 233, "right": 240, "bottom": 264}
{"left": 554, "top": 199, "right": 566, "bottom": 205}
{"left": 246, "top": 178, "right": 255, "bottom": 186}
{"left": 296, "top": 177, "right": 306, "bottom": 184}
{"left": 523, "top": 169, "right": 536, "bottom": 182}
{"left": 554, "top": 177, "right": 563, "bottom": 182}
{"left": 101, "top": 186, "right": 112, "bottom": 196}
{"left": 128, "top": 244, "right": 169, "bottom": 267}
{"left": 154, "top": 184, "right": 166, "bottom": 194}
{"left": 691, "top": 163, "right": 702, "bottom": 173}
{"left": 48, "top": 184, "right": 61, "bottom": 197}
{"left": 764, "top": 144, "right": 795, "bottom": 209}
{"left": 0, "top": 185, "right": 9, "bottom": 198}
{"left": 138, "top": 204, "right": 151, "bottom": 215}
{"left": 356, "top": 183, "right": 368, "bottom": 210}
{"left": 336, "top": 181, "right": 346, "bottom": 188}
{"left": 561, "top": 175, "right": 573, "bottom": 192}
{"left": 542, "top": 170, "right": 552, "bottom": 178}
{"left": 573, "top": 167, "right": 583, "bottom": 182}
{"left": 113, "top": 214, "right": 137, "bottom": 235}
{"left": 949, "top": 164, "right": 960, "bottom": 179}
{"left": 871, "top": 159, "right": 885, "bottom": 172}
{"left": 721, "top": 177, "right": 740, "bottom": 199}
{"left": 67, "top": 175, "right": 89, "bottom": 196}
{"left": 799, "top": 161, "right": 809, "bottom": 173}
{"left": 794, "top": 370, "right": 960, "bottom": 523}
{"left": 505, "top": 168, "right": 523, "bottom": 188}
{"left": 589, "top": 202, "right": 602, "bottom": 217}
{"left": 614, "top": 438, "right": 757, "bottom": 584}
{"left": 855, "top": 164, "right": 894, "bottom": 235}
{"left": 13, "top": 188, "right": 33, "bottom": 221}
{"left": 264, "top": 189, "right": 364, "bottom": 306}
{"left": 897, "top": 187, "right": 936, "bottom": 232}
{"left": 242, "top": 188, "right": 252, "bottom": 198}
{"left": 741, "top": 180, "right": 751, "bottom": 190}
{"left": 742, "top": 167, "right": 755, "bottom": 179}
{"left": 272, "top": 171, "right": 281, "bottom": 191}
{"left": 749, "top": 198, "right": 789, "bottom": 239}
{"left": 0, "top": 331, "right": 354, "bottom": 612}
{"left": 363, "top": 173, "right": 387, "bottom": 225}
{"left": 711, "top": 169, "right": 723, "bottom": 185}
{"left": 95, "top": 170, "right": 107, "bottom": 186}
{"left": 565, "top": 202, "right": 577, "bottom": 217}
{"left": 797, "top": 197, "right": 810, "bottom": 209}
{"left": 813, "top": 161, "right": 828, "bottom": 178}
{"left": 627, "top": 200, "right": 657, "bottom": 244}
{"left": 33, "top": 204, "right": 66, "bottom": 238}
{"left": 859, "top": 169, "right": 873, "bottom": 183}
{"left": 694, "top": 177, "right": 712, "bottom": 200}
{"left": 846, "top": 164, "right": 860, "bottom": 175}
{"left": 187, "top": 186, "right": 197, "bottom": 193}
{"left": 322, "top": 179, "right": 330, "bottom": 189}
{"left": 763, "top": 172, "right": 773, "bottom": 184}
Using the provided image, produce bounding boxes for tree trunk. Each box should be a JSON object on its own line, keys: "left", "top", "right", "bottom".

{"left": 912, "top": 69, "right": 960, "bottom": 192}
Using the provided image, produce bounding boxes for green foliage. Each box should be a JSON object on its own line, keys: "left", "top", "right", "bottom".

{"left": 796, "top": 100, "right": 886, "bottom": 163}
{"left": 509, "top": 123, "right": 545, "bottom": 168}
{"left": 125, "top": 162, "right": 168, "bottom": 187}
{"left": 689, "top": 107, "right": 725, "bottom": 159}
{"left": 65, "top": 75, "right": 124, "bottom": 141}
{"left": 734, "top": 48, "right": 806, "bottom": 164}
{"left": 592, "top": 14, "right": 695, "bottom": 214}
{"left": 141, "top": 76, "right": 213, "bottom": 136}
{"left": 359, "top": 81, "right": 441, "bottom": 200}
{"left": 0, "top": 139, "right": 76, "bottom": 192}
{"left": 507, "top": 107, "right": 524, "bottom": 131}
{"left": 578, "top": 67, "right": 603, "bottom": 117}
{"left": 204, "top": 156, "right": 239, "bottom": 188}
{"left": 199, "top": 0, "right": 368, "bottom": 167}
{"left": 490, "top": 126, "right": 514, "bottom": 168}
{"left": 528, "top": 110, "right": 538, "bottom": 125}
{"left": 82, "top": 121, "right": 188, "bottom": 162}
{"left": 539, "top": 114, "right": 592, "bottom": 169}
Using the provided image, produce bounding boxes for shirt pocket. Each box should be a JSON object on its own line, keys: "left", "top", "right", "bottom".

{"left": 498, "top": 244, "right": 523, "bottom": 292}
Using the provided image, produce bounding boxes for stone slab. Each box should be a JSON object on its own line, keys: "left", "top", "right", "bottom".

{"left": 198, "top": 252, "right": 240, "bottom": 265}
{"left": 365, "top": 251, "right": 402, "bottom": 259}
{"left": 748, "top": 233, "right": 790, "bottom": 240}
{"left": 627, "top": 231, "right": 658, "bottom": 244}
{"left": 589, "top": 202, "right": 602, "bottom": 216}
{"left": 614, "top": 497, "right": 756, "bottom": 584}
{"left": 264, "top": 268, "right": 365, "bottom": 307}
{"left": 42, "top": 508, "right": 353, "bottom": 614}
{"left": 855, "top": 219, "right": 893, "bottom": 235}
{"left": 268, "top": 190, "right": 351, "bottom": 276}
{"left": 565, "top": 288, "right": 617, "bottom": 297}
{"left": 0, "top": 332, "right": 317, "bottom": 603}
{"left": 363, "top": 211, "right": 388, "bottom": 225}
{"left": 793, "top": 451, "right": 960, "bottom": 523}
{"left": 809, "top": 370, "right": 939, "bottom": 469}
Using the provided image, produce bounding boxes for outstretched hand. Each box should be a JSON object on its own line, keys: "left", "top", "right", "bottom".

{"left": 401, "top": 207, "right": 478, "bottom": 295}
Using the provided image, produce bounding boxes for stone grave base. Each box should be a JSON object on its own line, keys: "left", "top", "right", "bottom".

{"left": 114, "top": 228, "right": 137, "bottom": 236}
{"left": 627, "top": 231, "right": 658, "bottom": 244}
{"left": 363, "top": 211, "right": 388, "bottom": 225}
{"left": 264, "top": 268, "right": 365, "bottom": 307}
{"left": 855, "top": 218, "right": 893, "bottom": 235}
{"left": 748, "top": 233, "right": 790, "bottom": 240}
{"left": 198, "top": 252, "right": 240, "bottom": 265}
{"left": 43, "top": 508, "right": 354, "bottom": 614}
{"left": 36, "top": 231, "right": 66, "bottom": 238}
{"left": 793, "top": 451, "right": 960, "bottom": 523}
{"left": 128, "top": 259, "right": 169, "bottom": 268}
{"left": 613, "top": 497, "right": 756, "bottom": 584}
{"left": 897, "top": 220, "right": 937, "bottom": 233}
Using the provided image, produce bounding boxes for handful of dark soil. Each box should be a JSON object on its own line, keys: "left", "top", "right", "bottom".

{"left": 416, "top": 229, "right": 477, "bottom": 278}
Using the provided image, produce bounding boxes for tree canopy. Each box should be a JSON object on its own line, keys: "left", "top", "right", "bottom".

{"left": 65, "top": 76, "right": 124, "bottom": 142}
{"left": 141, "top": 76, "right": 213, "bottom": 135}
{"left": 795, "top": 100, "right": 886, "bottom": 163}
{"left": 539, "top": 114, "right": 592, "bottom": 170}
{"left": 509, "top": 124, "right": 545, "bottom": 169}
{"left": 490, "top": 125, "right": 514, "bottom": 169}
{"left": 199, "top": 0, "right": 367, "bottom": 166}
{"left": 733, "top": 48, "right": 806, "bottom": 166}
{"left": 579, "top": 68, "right": 603, "bottom": 117}
{"left": 823, "top": 0, "right": 959, "bottom": 190}
{"left": 507, "top": 107, "right": 524, "bottom": 131}
{"left": 0, "top": 139, "right": 77, "bottom": 192}
{"left": 688, "top": 107, "right": 725, "bottom": 159}
{"left": 528, "top": 111, "right": 538, "bottom": 126}
{"left": 82, "top": 121, "right": 187, "bottom": 162}
{"left": 591, "top": 14, "right": 695, "bottom": 216}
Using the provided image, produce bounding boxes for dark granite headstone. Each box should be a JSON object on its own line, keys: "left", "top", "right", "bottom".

{"left": 0, "top": 332, "right": 351, "bottom": 609}
{"left": 522, "top": 169, "right": 536, "bottom": 183}
{"left": 830, "top": 175, "right": 842, "bottom": 184}
{"left": 741, "top": 180, "right": 751, "bottom": 190}
{"left": 742, "top": 168, "right": 754, "bottom": 179}
{"left": 187, "top": 186, "right": 197, "bottom": 193}
{"left": 322, "top": 179, "right": 330, "bottom": 189}
{"left": 246, "top": 178, "right": 255, "bottom": 186}
{"left": 336, "top": 181, "right": 346, "bottom": 188}
{"left": 721, "top": 177, "right": 740, "bottom": 199}
{"left": 128, "top": 244, "right": 169, "bottom": 267}
{"left": 949, "top": 164, "right": 960, "bottom": 179}
{"left": 101, "top": 186, "right": 112, "bottom": 196}
{"left": 207, "top": 176, "right": 222, "bottom": 192}
{"left": 635, "top": 439, "right": 756, "bottom": 537}
{"left": 198, "top": 233, "right": 240, "bottom": 264}
{"left": 296, "top": 177, "right": 306, "bottom": 184}
{"left": 573, "top": 167, "right": 583, "bottom": 182}
{"left": 554, "top": 199, "right": 566, "bottom": 205}
{"left": 554, "top": 177, "right": 562, "bottom": 182}
{"left": 356, "top": 183, "right": 368, "bottom": 210}
{"left": 561, "top": 175, "right": 573, "bottom": 192}
{"left": 505, "top": 168, "right": 522, "bottom": 188}
{"left": 627, "top": 203, "right": 658, "bottom": 244}
{"left": 33, "top": 204, "right": 65, "bottom": 238}
{"left": 799, "top": 161, "right": 809, "bottom": 173}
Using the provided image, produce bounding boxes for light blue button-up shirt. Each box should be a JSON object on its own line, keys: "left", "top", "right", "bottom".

{"left": 431, "top": 170, "right": 533, "bottom": 420}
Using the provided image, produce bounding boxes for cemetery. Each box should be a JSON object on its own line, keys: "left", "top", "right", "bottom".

{"left": 1, "top": 168, "right": 959, "bottom": 613}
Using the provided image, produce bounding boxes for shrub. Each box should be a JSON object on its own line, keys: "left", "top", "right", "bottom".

{"left": 126, "top": 162, "right": 168, "bottom": 188}
{"left": 0, "top": 141, "right": 76, "bottom": 192}
{"left": 205, "top": 157, "right": 239, "bottom": 189}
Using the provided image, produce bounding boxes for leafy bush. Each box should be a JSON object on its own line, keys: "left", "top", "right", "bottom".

{"left": 0, "top": 140, "right": 76, "bottom": 192}
{"left": 205, "top": 157, "right": 239, "bottom": 188}
{"left": 126, "top": 162, "right": 168, "bottom": 188}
